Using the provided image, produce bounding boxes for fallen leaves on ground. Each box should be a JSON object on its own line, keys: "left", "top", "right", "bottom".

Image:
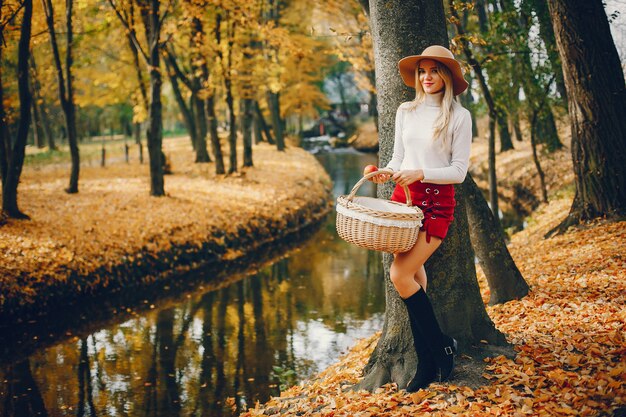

{"left": 0, "top": 138, "right": 332, "bottom": 313}
{"left": 241, "top": 130, "right": 625, "bottom": 416}
{"left": 241, "top": 196, "right": 625, "bottom": 416}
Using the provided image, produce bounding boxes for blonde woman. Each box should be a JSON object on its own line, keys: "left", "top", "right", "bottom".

{"left": 368, "top": 45, "right": 472, "bottom": 391}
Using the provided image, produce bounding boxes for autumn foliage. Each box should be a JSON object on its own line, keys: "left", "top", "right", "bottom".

{"left": 0, "top": 138, "right": 332, "bottom": 318}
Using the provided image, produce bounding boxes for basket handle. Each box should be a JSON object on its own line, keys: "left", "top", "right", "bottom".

{"left": 347, "top": 168, "right": 413, "bottom": 207}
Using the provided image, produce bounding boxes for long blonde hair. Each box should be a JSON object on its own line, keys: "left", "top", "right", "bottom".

{"left": 407, "top": 60, "right": 454, "bottom": 144}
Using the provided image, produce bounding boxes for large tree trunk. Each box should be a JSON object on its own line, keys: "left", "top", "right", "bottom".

{"left": 547, "top": 0, "right": 626, "bottom": 232}
{"left": 141, "top": 0, "right": 165, "bottom": 196}
{"left": 357, "top": 0, "right": 506, "bottom": 392}
{"left": 1, "top": 0, "right": 33, "bottom": 219}
{"left": 464, "top": 174, "right": 529, "bottom": 304}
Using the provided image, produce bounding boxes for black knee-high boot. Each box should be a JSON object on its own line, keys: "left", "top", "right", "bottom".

{"left": 403, "top": 287, "right": 457, "bottom": 382}
{"left": 403, "top": 301, "right": 437, "bottom": 391}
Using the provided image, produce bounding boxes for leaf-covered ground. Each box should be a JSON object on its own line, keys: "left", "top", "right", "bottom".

{"left": 0, "top": 138, "right": 332, "bottom": 316}
{"left": 240, "top": 135, "right": 625, "bottom": 416}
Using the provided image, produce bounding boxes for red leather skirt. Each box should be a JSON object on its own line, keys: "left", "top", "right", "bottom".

{"left": 390, "top": 182, "right": 456, "bottom": 243}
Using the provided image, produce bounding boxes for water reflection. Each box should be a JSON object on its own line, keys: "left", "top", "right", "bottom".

{"left": 0, "top": 149, "right": 384, "bottom": 417}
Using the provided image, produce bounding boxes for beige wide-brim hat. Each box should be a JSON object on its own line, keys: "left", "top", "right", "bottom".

{"left": 398, "top": 45, "right": 469, "bottom": 96}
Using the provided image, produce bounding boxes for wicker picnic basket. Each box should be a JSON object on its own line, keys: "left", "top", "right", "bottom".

{"left": 336, "top": 169, "right": 424, "bottom": 253}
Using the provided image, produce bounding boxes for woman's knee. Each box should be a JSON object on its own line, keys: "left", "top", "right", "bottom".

{"left": 389, "top": 260, "right": 417, "bottom": 287}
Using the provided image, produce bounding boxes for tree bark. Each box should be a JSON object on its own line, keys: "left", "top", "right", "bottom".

{"left": 547, "top": 0, "right": 626, "bottom": 232}
{"left": 140, "top": 0, "right": 165, "bottom": 196}
{"left": 1, "top": 0, "right": 33, "bottom": 219}
{"left": 242, "top": 98, "right": 254, "bottom": 168}
{"left": 463, "top": 174, "right": 529, "bottom": 304}
{"left": 0, "top": 62, "right": 8, "bottom": 183}
{"left": 28, "top": 56, "right": 54, "bottom": 149}
{"left": 254, "top": 101, "right": 275, "bottom": 144}
{"left": 189, "top": 15, "right": 210, "bottom": 163}
{"left": 488, "top": 116, "right": 499, "bottom": 219}
{"left": 535, "top": 109, "right": 563, "bottom": 152}
{"left": 530, "top": 112, "right": 549, "bottom": 203}
{"left": 357, "top": 0, "right": 506, "bottom": 392}
{"left": 43, "top": 0, "right": 80, "bottom": 193}
{"left": 165, "top": 57, "right": 198, "bottom": 151}
{"left": 265, "top": 0, "right": 285, "bottom": 151}
{"left": 496, "top": 110, "right": 514, "bottom": 152}
{"left": 204, "top": 91, "right": 225, "bottom": 175}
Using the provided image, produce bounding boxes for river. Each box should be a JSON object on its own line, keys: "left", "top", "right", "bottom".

{"left": 0, "top": 146, "right": 384, "bottom": 416}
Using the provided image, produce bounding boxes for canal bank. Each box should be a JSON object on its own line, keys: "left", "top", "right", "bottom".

{"left": 0, "top": 139, "right": 333, "bottom": 322}
{"left": 0, "top": 143, "right": 386, "bottom": 417}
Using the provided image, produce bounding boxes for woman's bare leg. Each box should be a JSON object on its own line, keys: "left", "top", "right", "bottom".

{"left": 390, "top": 231, "right": 442, "bottom": 298}
{"left": 414, "top": 265, "right": 427, "bottom": 291}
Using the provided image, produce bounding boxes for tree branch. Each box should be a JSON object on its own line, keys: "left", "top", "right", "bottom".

{"left": 106, "top": 0, "right": 149, "bottom": 64}
{"left": 163, "top": 45, "right": 194, "bottom": 91}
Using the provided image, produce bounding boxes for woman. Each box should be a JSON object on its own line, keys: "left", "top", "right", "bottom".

{"left": 367, "top": 45, "right": 472, "bottom": 392}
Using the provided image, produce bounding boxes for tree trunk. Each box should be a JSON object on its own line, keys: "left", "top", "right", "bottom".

{"left": 43, "top": 0, "right": 80, "bottom": 193}
{"left": 2, "top": 0, "right": 33, "bottom": 219}
{"left": 547, "top": 0, "right": 626, "bottom": 232}
{"left": 192, "top": 95, "right": 211, "bottom": 162}
{"left": 28, "top": 56, "right": 53, "bottom": 149}
{"left": 449, "top": 1, "right": 500, "bottom": 219}
{"left": 463, "top": 174, "right": 529, "bottom": 304}
{"left": 226, "top": 86, "right": 237, "bottom": 174}
{"left": 530, "top": 0, "right": 568, "bottom": 105}
{"left": 31, "top": 100, "right": 44, "bottom": 148}
{"left": 142, "top": 0, "right": 165, "bottom": 196}
{"left": 357, "top": 0, "right": 506, "bottom": 392}
{"left": 267, "top": 91, "right": 285, "bottom": 151}
{"left": 0, "top": 61, "right": 9, "bottom": 183}
{"left": 513, "top": 111, "right": 523, "bottom": 142}
{"left": 204, "top": 93, "right": 225, "bottom": 175}
{"left": 496, "top": 110, "right": 514, "bottom": 152}
{"left": 165, "top": 58, "right": 198, "bottom": 152}
{"left": 536, "top": 108, "right": 563, "bottom": 152}
{"left": 255, "top": 101, "right": 274, "bottom": 144}
{"left": 190, "top": 15, "right": 210, "bottom": 163}
{"left": 488, "top": 116, "right": 499, "bottom": 219}
{"left": 530, "top": 112, "right": 549, "bottom": 203}
{"left": 253, "top": 101, "right": 263, "bottom": 144}
{"left": 242, "top": 98, "right": 254, "bottom": 167}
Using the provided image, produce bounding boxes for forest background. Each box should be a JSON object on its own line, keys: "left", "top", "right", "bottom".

{"left": 1, "top": 0, "right": 625, "bottom": 209}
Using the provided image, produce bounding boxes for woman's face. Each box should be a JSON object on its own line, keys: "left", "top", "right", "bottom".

{"left": 417, "top": 59, "right": 444, "bottom": 94}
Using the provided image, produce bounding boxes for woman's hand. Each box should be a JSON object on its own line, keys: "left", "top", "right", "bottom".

{"left": 363, "top": 165, "right": 391, "bottom": 184}
{"left": 392, "top": 169, "right": 424, "bottom": 186}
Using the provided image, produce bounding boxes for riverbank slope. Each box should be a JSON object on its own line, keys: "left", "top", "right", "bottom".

{"left": 0, "top": 138, "right": 332, "bottom": 321}
{"left": 240, "top": 134, "right": 625, "bottom": 416}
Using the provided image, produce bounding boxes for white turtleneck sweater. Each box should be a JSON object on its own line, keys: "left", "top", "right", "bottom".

{"left": 385, "top": 92, "right": 472, "bottom": 185}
